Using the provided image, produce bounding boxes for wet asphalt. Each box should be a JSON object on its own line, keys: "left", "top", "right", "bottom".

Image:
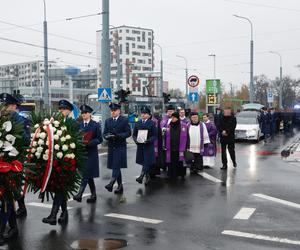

{"left": 2, "top": 131, "right": 300, "bottom": 250}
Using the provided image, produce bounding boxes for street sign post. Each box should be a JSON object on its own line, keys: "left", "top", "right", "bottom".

{"left": 98, "top": 88, "right": 112, "bottom": 103}
{"left": 188, "top": 75, "right": 200, "bottom": 88}
{"left": 267, "top": 91, "right": 273, "bottom": 104}
{"left": 206, "top": 79, "right": 221, "bottom": 94}
{"left": 188, "top": 92, "right": 199, "bottom": 103}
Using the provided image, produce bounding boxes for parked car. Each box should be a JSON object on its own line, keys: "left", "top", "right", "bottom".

{"left": 235, "top": 111, "right": 262, "bottom": 142}
{"left": 91, "top": 111, "right": 102, "bottom": 124}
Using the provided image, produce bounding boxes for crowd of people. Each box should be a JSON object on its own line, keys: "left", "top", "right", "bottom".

{"left": 2, "top": 92, "right": 299, "bottom": 246}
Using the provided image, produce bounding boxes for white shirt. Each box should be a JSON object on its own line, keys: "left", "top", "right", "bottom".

{"left": 112, "top": 116, "right": 119, "bottom": 122}
{"left": 189, "top": 123, "right": 210, "bottom": 153}
{"left": 83, "top": 119, "right": 91, "bottom": 127}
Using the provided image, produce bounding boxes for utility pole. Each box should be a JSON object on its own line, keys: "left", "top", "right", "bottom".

{"left": 101, "top": 0, "right": 111, "bottom": 124}
{"left": 155, "top": 43, "right": 164, "bottom": 112}
{"left": 234, "top": 15, "right": 254, "bottom": 103}
{"left": 43, "top": 0, "right": 50, "bottom": 111}
{"left": 270, "top": 51, "right": 283, "bottom": 109}
{"left": 209, "top": 54, "right": 216, "bottom": 112}
{"left": 176, "top": 55, "right": 188, "bottom": 108}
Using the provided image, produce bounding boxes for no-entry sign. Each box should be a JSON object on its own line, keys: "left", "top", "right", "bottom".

{"left": 188, "top": 75, "right": 200, "bottom": 88}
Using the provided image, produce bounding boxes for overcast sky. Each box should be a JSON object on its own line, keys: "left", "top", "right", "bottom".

{"left": 1, "top": 0, "right": 300, "bottom": 92}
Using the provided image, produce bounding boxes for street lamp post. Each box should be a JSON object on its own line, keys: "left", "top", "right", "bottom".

{"left": 234, "top": 14, "right": 254, "bottom": 103}
{"left": 43, "top": 0, "right": 50, "bottom": 111}
{"left": 154, "top": 43, "right": 164, "bottom": 111}
{"left": 176, "top": 55, "right": 188, "bottom": 107}
{"left": 270, "top": 51, "right": 283, "bottom": 109}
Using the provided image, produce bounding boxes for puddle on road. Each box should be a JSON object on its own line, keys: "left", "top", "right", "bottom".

{"left": 70, "top": 238, "right": 128, "bottom": 250}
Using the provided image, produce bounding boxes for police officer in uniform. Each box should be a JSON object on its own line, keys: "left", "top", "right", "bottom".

{"left": 103, "top": 103, "right": 131, "bottom": 194}
{"left": 0, "top": 93, "right": 30, "bottom": 244}
{"left": 73, "top": 105, "right": 103, "bottom": 203}
{"left": 42, "top": 99, "right": 74, "bottom": 225}
{"left": 133, "top": 107, "right": 157, "bottom": 185}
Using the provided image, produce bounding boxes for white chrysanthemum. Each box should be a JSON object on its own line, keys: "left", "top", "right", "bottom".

{"left": 43, "top": 119, "right": 50, "bottom": 125}
{"left": 66, "top": 135, "right": 71, "bottom": 140}
{"left": 34, "top": 124, "right": 40, "bottom": 129}
{"left": 31, "top": 133, "right": 35, "bottom": 138}
{"left": 70, "top": 143, "right": 76, "bottom": 149}
{"left": 43, "top": 125, "right": 47, "bottom": 131}
{"left": 46, "top": 140, "right": 49, "bottom": 146}
{"left": 62, "top": 145, "right": 68, "bottom": 151}
{"left": 52, "top": 127, "right": 57, "bottom": 132}
{"left": 32, "top": 141, "right": 37, "bottom": 147}
{"left": 56, "top": 152, "right": 63, "bottom": 159}
{"left": 38, "top": 139, "right": 44, "bottom": 146}
{"left": 31, "top": 148, "right": 36, "bottom": 153}
{"left": 45, "top": 149, "right": 49, "bottom": 155}
{"left": 35, "top": 152, "right": 41, "bottom": 159}
{"left": 8, "top": 147, "right": 19, "bottom": 157}
{"left": 56, "top": 130, "right": 63, "bottom": 136}
{"left": 43, "top": 154, "right": 49, "bottom": 161}
{"left": 37, "top": 146, "right": 44, "bottom": 153}
{"left": 60, "top": 137, "right": 66, "bottom": 142}
{"left": 61, "top": 126, "right": 67, "bottom": 131}
{"left": 69, "top": 153, "right": 75, "bottom": 159}
{"left": 5, "top": 134, "right": 16, "bottom": 145}
{"left": 53, "top": 121, "right": 60, "bottom": 127}
{"left": 54, "top": 144, "right": 60, "bottom": 150}
{"left": 39, "top": 132, "right": 47, "bottom": 139}
{"left": 54, "top": 135, "right": 59, "bottom": 141}
{"left": 0, "top": 140, "right": 3, "bottom": 148}
{"left": 2, "top": 121, "right": 12, "bottom": 132}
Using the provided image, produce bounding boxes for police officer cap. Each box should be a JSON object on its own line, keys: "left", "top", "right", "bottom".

{"left": 80, "top": 104, "right": 93, "bottom": 113}
{"left": 58, "top": 99, "right": 74, "bottom": 111}
{"left": 141, "top": 106, "right": 151, "bottom": 114}
{"left": 109, "top": 102, "right": 121, "bottom": 111}
{"left": 166, "top": 104, "right": 175, "bottom": 111}
{"left": 0, "top": 93, "right": 22, "bottom": 106}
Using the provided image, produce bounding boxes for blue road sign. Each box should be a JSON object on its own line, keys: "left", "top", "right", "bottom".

{"left": 98, "top": 88, "right": 112, "bottom": 103}
{"left": 188, "top": 92, "right": 199, "bottom": 103}
{"left": 267, "top": 91, "right": 273, "bottom": 103}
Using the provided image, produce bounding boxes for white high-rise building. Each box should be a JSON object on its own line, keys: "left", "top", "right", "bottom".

{"left": 97, "top": 25, "right": 157, "bottom": 96}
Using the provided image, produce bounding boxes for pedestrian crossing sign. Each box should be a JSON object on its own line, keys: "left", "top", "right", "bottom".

{"left": 98, "top": 88, "right": 112, "bottom": 103}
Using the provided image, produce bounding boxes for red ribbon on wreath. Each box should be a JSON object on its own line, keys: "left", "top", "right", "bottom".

{"left": 0, "top": 160, "right": 23, "bottom": 173}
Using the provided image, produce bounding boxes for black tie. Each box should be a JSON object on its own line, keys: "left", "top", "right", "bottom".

{"left": 84, "top": 122, "right": 87, "bottom": 127}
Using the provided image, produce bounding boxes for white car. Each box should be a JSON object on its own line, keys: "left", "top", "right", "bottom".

{"left": 235, "top": 111, "right": 262, "bottom": 142}
{"left": 91, "top": 111, "right": 102, "bottom": 124}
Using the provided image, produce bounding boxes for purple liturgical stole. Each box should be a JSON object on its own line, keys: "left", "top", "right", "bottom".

{"left": 165, "top": 122, "right": 188, "bottom": 163}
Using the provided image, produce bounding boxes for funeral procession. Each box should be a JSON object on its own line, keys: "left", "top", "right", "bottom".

{"left": 1, "top": 1, "right": 300, "bottom": 250}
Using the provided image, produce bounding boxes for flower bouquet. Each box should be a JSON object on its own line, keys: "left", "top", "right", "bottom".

{"left": 26, "top": 114, "right": 85, "bottom": 199}
{"left": 0, "top": 108, "right": 27, "bottom": 205}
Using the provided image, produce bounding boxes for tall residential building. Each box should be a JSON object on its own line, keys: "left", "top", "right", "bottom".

{"left": 97, "top": 25, "right": 157, "bottom": 96}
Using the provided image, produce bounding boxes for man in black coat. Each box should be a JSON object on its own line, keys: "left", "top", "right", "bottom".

{"left": 218, "top": 108, "right": 237, "bottom": 170}
{"left": 73, "top": 105, "right": 103, "bottom": 203}
{"left": 103, "top": 103, "right": 131, "bottom": 194}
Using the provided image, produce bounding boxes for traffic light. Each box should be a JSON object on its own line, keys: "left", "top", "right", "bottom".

{"left": 115, "top": 89, "right": 131, "bottom": 103}
{"left": 114, "top": 90, "right": 122, "bottom": 101}
{"left": 163, "top": 92, "right": 171, "bottom": 103}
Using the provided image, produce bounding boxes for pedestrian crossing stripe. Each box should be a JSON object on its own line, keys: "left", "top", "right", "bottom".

{"left": 98, "top": 88, "right": 112, "bottom": 103}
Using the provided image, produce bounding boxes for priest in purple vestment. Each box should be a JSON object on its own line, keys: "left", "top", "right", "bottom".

{"left": 202, "top": 113, "right": 218, "bottom": 168}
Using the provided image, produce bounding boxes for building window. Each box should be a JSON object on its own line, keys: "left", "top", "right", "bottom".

{"left": 126, "top": 29, "right": 129, "bottom": 33}
{"left": 137, "top": 45, "right": 146, "bottom": 49}
{"left": 137, "top": 37, "right": 141, "bottom": 42}
{"left": 119, "top": 44, "right": 122, "bottom": 54}
{"left": 132, "top": 30, "right": 141, "bottom": 34}
{"left": 148, "top": 32, "right": 152, "bottom": 36}
{"left": 132, "top": 51, "right": 141, "bottom": 56}
{"left": 148, "top": 59, "right": 152, "bottom": 64}
{"left": 137, "top": 59, "right": 146, "bottom": 64}
{"left": 148, "top": 38, "right": 152, "bottom": 50}
{"left": 132, "top": 58, "right": 136, "bottom": 63}
{"left": 126, "top": 37, "right": 135, "bottom": 41}
{"left": 126, "top": 43, "right": 130, "bottom": 55}
{"left": 132, "top": 43, "right": 135, "bottom": 48}
{"left": 142, "top": 32, "right": 145, "bottom": 42}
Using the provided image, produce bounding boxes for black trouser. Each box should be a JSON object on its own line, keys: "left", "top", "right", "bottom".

{"left": 191, "top": 153, "right": 203, "bottom": 171}
{"left": 168, "top": 151, "right": 186, "bottom": 179}
{"left": 81, "top": 178, "right": 96, "bottom": 193}
{"left": 221, "top": 143, "right": 236, "bottom": 166}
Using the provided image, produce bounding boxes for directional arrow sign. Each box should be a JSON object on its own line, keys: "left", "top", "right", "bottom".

{"left": 188, "top": 92, "right": 199, "bottom": 103}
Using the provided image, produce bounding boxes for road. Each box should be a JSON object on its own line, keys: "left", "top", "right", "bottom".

{"left": 2, "top": 131, "right": 300, "bottom": 250}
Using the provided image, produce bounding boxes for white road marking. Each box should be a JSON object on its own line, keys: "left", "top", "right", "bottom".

{"left": 253, "top": 193, "right": 300, "bottom": 209}
{"left": 233, "top": 207, "right": 256, "bottom": 220}
{"left": 104, "top": 213, "right": 163, "bottom": 224}
{"left": 27, "top": 202, "right": 73, "bottom": 210}
{"left": 197, "top": 172, "right": 222, "bottom": 183}
{"left": 68, "top": 193, "right": 91, "bottom": 202}
{"left": 222, "top": 230, "right": 300, "bottom": 246}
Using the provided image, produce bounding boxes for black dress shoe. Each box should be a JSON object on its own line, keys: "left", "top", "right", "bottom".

{"left": 114, "top": 184, "right": 123, "bottom": 194}
{"left": 105, "top": 179, "right": 116, "bottom": 192}
{"left": 4, "top": 228, "right": 18, "bottom": 240}
{"left": 86, "top": 194, "right": 97, "bottom": 203}
{"left": 233, "top": 163, "right": 237, "bottom": 168}
{"left": 42, "top": 205, "right": 59, "bottom": 225}
{"left": 16, "top": 207, "right": 27, "bottom": 218}
{"left": 58, "top": 210, "right": 68, "bottom": 224}
{"left": 220, "top": 165, "right": 228, "bottom": 170}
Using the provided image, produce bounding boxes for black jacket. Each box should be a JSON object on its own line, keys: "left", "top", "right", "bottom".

{"left": 218, "top": 115, "right": 237, "bottom": 144}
